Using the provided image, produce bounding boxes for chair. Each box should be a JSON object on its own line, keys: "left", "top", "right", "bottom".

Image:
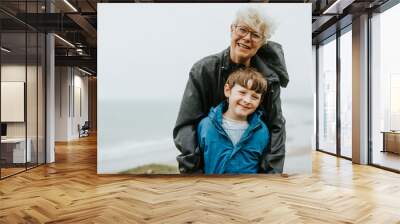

{"left": 79, "top": 121, "right": 90, "bottom": 138}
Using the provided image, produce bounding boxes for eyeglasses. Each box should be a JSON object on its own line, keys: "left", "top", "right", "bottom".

{"left": 233, "top": 25, "right": 264, "bottom": 43}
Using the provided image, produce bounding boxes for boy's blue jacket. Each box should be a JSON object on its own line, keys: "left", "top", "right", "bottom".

{"left": 197, "top": 102, "right": 270, "bottom": 174}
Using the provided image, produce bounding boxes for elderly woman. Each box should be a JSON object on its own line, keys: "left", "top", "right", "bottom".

{"left": 173, "top": 7, "right": 289, "bottom": 174}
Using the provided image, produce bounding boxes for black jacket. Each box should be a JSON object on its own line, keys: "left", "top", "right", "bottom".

{"left": 173, "top": 41, "right": 289, "bottom": 174}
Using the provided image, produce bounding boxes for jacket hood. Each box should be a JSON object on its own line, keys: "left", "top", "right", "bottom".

{"left": 221, "top": 41, "right": 289, "bottom": 88}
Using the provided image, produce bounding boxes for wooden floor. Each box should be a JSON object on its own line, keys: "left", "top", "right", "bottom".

{"left": 373, "top": 150, "right": 400, "bottom": 171}
{"left": 0, "top": 167, "right": 26, "bottom": 178}
{"left": 1, "top": 135, "right": 400, "bottom": 223}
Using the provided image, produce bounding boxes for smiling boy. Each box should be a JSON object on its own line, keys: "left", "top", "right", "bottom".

{"left": 197, "top": 68, "right": 269, "bottom": 174}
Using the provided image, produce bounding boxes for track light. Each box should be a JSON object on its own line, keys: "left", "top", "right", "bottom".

{"left": 63, "top": 0, "right": 78, "bottom": 12}
{"left": 322, "top": 0, "right": 350, "bottom": 15}
{"left": 54, "top": 34, "right": 75, "bottom": 48}
{"left": 1, "top": 47, "right": 11, "bottom": 53}
{"left": 78, "top": 67, "right": 93, "bottom": 76}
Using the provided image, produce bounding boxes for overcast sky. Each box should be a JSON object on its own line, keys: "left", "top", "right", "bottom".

{"left": 98, "top": 3, "right": 312, "bottom": 102}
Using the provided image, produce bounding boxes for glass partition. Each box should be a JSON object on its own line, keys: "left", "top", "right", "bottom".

{"left": 317, "top": 36, "right": 337, "bottom": 155}
{"left": 27, "top": 30, "right": 38, "bottom": 169}
{"left": 38, "top": 0, "right": 46, "bottom": 165}
{"left": 38, "top": 32, "right": 45, "bottom": 165}
{"left": 371, "top": 3, "right": 400, "bottom": 171}
{"left": 26, "top": 0, "right": 42, "bottom": 169}
{"left": 1, "top": 31, "right": 28, "bottom": 177}
{"left": 339, "top": 29, "right": 352, "bottom": 158}
{"left": 0, "top": 1, "right": 46, "bottom": 179}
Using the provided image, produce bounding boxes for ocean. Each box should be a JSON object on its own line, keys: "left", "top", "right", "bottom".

{"left": 98, "top": 98, "right": 313, "bottom": 174}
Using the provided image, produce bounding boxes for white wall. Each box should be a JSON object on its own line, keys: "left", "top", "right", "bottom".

{"left": 1, "top": 63, "right": 46, "bottom": 163}
{"left": 72, "top": 72, "right": 89, "bottom": 137}
{"left": 55, "top": 67, "right": 89, "bottom": 141}
{"left": 1, "top": 65, "right": 39, "bottom": 137}
{"left": 1, "top": 65, "right": 26, "bottom": 131}
{"left": 55, "top": 66, "right": 69, "bottom": 141}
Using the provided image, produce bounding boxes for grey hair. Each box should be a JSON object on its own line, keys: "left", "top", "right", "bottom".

{"left": 232, "top": 7, "right": 276, "bottom": 43}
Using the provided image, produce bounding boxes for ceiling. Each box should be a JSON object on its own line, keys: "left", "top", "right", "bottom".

{"left": 0, "top": 0, "right": 391, "bottom": 75}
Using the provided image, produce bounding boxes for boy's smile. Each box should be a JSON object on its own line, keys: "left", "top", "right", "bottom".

{"left": 223, "top": 81, "right": 262, "bottom": 121}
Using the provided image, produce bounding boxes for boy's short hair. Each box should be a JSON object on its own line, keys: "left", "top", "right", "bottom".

{"left": 225, "top": 67, "right": 268, "bottom": 95}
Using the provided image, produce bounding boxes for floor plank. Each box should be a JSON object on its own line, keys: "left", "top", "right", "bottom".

{"left": 1, "top": 134, "right": 400, "bottom": 223}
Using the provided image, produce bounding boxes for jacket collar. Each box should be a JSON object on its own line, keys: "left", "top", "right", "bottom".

{"left": 208, "top": 101, "right": 264, "bottom": 131}
{"left": 220, "top": 42, "right": 289, "bottom": 87}
{"left": 221, "top": 47, "right": 245, "bottom": 73}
